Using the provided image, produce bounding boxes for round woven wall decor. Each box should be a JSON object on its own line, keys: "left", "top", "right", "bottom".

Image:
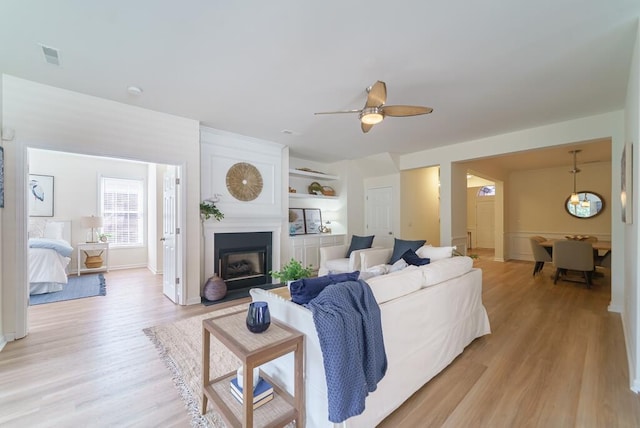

{"left": 225, "top": 162, "right": 263, "bottom": 201}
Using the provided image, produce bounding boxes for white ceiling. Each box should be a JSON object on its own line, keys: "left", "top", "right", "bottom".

{"left": 0, "top": 1, "right": 638, "bottom": 164}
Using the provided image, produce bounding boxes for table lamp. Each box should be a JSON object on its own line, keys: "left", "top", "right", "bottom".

{"left": 82, "top": 215, "right": 103, "bottom": 243}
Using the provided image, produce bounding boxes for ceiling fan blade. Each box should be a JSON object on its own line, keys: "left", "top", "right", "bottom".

{"left": 314, "top": 109, "right": 361, "bottom": 115}
{"left": 365, "top": 80, "right": 387, "bottom": 108}
{"left": 382, "top": 105, "right": 433, "bottom": 117}
{"left": 361, "top": 122, "right": 374, "bottom": 133}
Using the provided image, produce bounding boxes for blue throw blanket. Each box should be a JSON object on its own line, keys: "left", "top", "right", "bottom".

{"left": 307, "top": 279, "right": 387, "bottom": 423}
{"left": 29, "top": 238, "right": 73, "bottom": 258}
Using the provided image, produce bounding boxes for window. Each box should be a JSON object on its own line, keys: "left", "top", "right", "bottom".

{"left": 477, "top": 185, "right": 495, "bottom": 196}
{"left": 101, "top": 177, "right": 144, "bottom": 247}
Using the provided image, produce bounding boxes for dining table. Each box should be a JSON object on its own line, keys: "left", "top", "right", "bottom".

{"left": 540, "top": 239, "right": 611, "bottom": 252}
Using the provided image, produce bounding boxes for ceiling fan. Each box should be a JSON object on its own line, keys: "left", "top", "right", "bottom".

{"left": 314, "top": 80, "right": 433, "bottom": 133}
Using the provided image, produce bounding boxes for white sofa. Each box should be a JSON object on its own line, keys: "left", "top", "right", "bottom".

{"left": 250, "top": 256, "right": 491, "bottom": 427}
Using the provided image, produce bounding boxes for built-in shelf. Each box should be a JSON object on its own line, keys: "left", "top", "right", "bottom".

{"left": 289, "top": 169, "right": 339, "bottom": 181}
{"left": 288, "top": 192, "right": 338, "bottom": 200}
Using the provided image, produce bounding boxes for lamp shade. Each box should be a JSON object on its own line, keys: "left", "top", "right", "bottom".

{"left": 82, "top": 215, "right": 103, "bottom": 228}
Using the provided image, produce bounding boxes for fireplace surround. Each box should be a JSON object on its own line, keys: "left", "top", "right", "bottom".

{"left": 215, "top": 232, "right": 272, "bottom": 290}
{"left": 203, "top": 217, "right": 283, "bottom": 294}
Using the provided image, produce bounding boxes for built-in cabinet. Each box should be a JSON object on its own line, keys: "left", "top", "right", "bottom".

{"left": 289, "top": 234, "right": 345, "bottom": 271}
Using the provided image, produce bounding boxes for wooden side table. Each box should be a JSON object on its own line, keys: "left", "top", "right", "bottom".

{"left": 76, "top": 242, "right": 110, "bottom": 276}
{"left": 202, "top": 309, "right": 304, "bottom": 427}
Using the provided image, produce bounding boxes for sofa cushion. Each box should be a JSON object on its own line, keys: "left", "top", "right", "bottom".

{"left": 401, "top": 249, "right": 431, "bottom": 266}
{"left": 419, "top": 256, "right": 474, "bottom": 288}
{"left": 290, "top": 271, "right": 360, "bottom": 305}
{"left": 346, "top": 235, "right": 374, "bottom": 257}
{"left": 325, "top": 258, "right": 351, "bottom": 273}
{"left": 390, "top": 238, "right": 426, "bottom": 264}
{"left": 366, "top": 266, "right": 422, "bottom": 304}
{"left": 416, "top": 245, "right": 456, "bottom": 261}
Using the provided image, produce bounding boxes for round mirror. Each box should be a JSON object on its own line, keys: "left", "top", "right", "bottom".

{"left": 565, "top": 191, "right": 604, "bottom": 218}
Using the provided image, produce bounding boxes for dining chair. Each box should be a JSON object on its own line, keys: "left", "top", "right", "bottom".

{"left": 552, "top": 240, "right": 595, "bottom": 288}
{"left": 530, "top": 236, "right": 552, "bottom": 276}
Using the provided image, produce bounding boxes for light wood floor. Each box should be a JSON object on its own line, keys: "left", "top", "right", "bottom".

{"left": 1, "top": 252, "right": 639, "bottom": 427}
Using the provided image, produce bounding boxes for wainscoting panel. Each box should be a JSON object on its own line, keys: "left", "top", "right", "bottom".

{"left": 508, "top": 232, "right": 611, "bottom": 261}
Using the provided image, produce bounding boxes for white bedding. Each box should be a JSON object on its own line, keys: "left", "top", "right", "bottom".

{"left": 29, "top": 245, "right": 71, "bottom": 295}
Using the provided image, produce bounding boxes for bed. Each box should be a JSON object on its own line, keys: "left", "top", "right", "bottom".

{"left": 28, "top": 219, "right": 73, "bottom": 295}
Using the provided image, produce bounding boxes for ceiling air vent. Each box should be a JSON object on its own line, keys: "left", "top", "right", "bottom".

{"left": 39, "top": 44, "right": 60, "bottom": 66}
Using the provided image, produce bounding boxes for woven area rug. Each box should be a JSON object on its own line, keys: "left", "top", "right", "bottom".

{"left": 144, "top": 304, "right": 249, "bottom": 427}
{"left": 29, "top": 273, "right": 106, "bottom": 305}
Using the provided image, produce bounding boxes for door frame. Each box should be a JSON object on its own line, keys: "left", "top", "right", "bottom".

{"left": 14, "top": 143, "right": 187, "bottom": 339}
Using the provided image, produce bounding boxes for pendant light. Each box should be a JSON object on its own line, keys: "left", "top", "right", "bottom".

{"left": 569, "top": 150, "right": 581, "bottom": 206}
{"left": 581, "top": 192, "right": 591, "bottom": 208}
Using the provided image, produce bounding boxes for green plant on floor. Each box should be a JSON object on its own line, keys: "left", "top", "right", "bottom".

{"left": 200, "top": 200, "right": 224, "bottom": 221}
{"left": 269, "top": 258, "right": 314, "bottom": 282}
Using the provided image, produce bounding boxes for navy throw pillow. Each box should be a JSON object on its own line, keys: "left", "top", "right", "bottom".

{"left": 289, "top": 276, "right": 332, "bottom": 305}
{"left": 346, "top": 235, "right": 374, "bottom": 257}
{"left": 390, "top": 238, "right": 426, "bottom": 264}
{"left": 401, "top": 248, "right": 431, "bottom": 266}
{"left": 290, "top": 271, "right": 361, "bottom": 305}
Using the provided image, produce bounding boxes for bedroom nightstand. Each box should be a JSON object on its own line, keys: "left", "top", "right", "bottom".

{"left": 201, "top": 309, "right": 304, "bottom": 428}
{"left": 76, "top": 242, "right": 110, "bottom": 276}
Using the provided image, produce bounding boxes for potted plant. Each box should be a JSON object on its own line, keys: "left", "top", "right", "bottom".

{"left": 269, "top": 258, "right": 314, "bottom": 284}
{"left": 200, "top": 200, "right": 224, "bottom": 221}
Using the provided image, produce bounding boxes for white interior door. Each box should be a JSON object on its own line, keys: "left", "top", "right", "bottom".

{"left": 162, "top": 166, "right": 179, "bottom": 303}
{"left": 476, "top": 198, "right": 495, "bottom": 249}
{"left": 366, "top": 187, "right": 394, "bottom": 248}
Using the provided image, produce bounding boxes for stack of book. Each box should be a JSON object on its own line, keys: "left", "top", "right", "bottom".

{"left": 230, "top": 376, "right": 274, "bottom": 409}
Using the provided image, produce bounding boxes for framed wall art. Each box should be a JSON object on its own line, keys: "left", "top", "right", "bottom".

{"left": 621, "top": 142, "right": 633, "bottom": 224}
{"left": 304, "top": 208, "right": 322, "bottom": 234}
{"left": 288, "top": 208, "right": 305, "bottom": 235}
{"left": 28, "top": 174, "right": 54, "bottom": 217}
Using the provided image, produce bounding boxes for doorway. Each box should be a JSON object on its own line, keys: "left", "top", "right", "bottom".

{"left": 22, "top": 148, "right": 184, "bottom": 332}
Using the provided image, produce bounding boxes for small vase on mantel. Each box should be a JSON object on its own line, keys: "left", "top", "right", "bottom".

{"left": 203, "top": 274, "right": 227, "bottom": 301}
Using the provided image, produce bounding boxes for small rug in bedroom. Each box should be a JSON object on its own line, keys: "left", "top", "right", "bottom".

{"left": 29, "top": 273, "right": 106, "bottom": 305}
{"left": 144, "top": 304, "right": 246, "bottom": 427}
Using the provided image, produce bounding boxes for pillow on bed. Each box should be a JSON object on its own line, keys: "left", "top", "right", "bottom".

{"left": 43, "top": 221, "right": 65, "bottom": 240}
{"left": 389, "top": 238, "right": 426, "bottom": 264}
{"left": 289, "top": 271, "right": 360, "bottom": 305}
{"left": 416, "top": 245, "right": 456, "bottom": 261}
{"left": 28, "top": 218, "right": 46, "bottom": 238}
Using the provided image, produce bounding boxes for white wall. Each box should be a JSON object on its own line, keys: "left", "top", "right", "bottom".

{"left": 1, "top": 75, "right": 200, "bottom": 341}
{"left": 0, "top": 76, "right": 4, "bottom": 350}
{"left": 29, "top": 149, "right": 150, "bottom": 271}
{"left": 400, "top": 166, "right": 440, "bottom": 244}
{"left": 624, "top": 25, "right": 640, "bottom": 392}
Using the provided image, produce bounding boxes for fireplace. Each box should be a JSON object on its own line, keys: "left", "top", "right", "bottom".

{"left": 214, "top": 232, "right": 272, "bottom": 291}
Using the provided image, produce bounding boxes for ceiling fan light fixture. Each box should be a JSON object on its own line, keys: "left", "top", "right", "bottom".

{"left": 360, "top": 107, "right": 384, "bottom": 125}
